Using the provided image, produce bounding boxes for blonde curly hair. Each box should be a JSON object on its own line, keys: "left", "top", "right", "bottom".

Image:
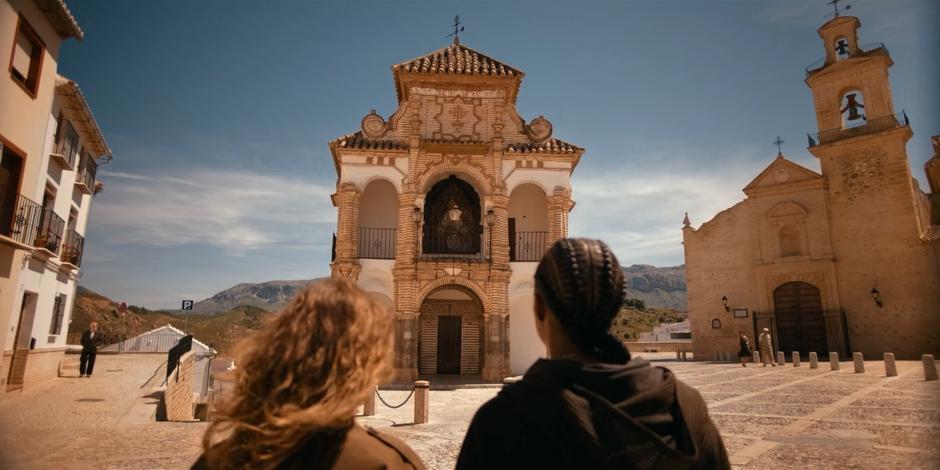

{"left": 200, "top": 279, "right": 394, "bottom": 469}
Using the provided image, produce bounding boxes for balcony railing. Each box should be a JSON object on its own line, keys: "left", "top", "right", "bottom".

{"left": 50, "top": 139, "right": 78, "bottom": 170}
{"left": 35, "top": 209, "right": 65, "bottom": 254}
{"left": 510, "top": 231, "right": 547, "bottom": 262}
{"left": 808, "top": 111, "right": 908, "bottom": 147}
{"left": 805, "top": 42, "right": 889, "bottom": 76}
{"left": 75, "top": 158, "right": 97, "bottom": 194}
{"left": 61, "top": 229, "right": 85, "bottom": 267}
{"left": 358, "top": 227, "right": 397, "bottom": 259}
{"left": 0, "top": 191, "right": 44, "bottom": 247}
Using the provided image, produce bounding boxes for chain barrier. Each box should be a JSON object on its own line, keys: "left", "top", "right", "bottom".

{"left": 374, "top": 386, "right": 416, "bottom": 409}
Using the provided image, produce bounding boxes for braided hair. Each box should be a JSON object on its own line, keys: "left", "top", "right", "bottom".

{"left": 534, "top": 238, "right": 631, "bottom": 364}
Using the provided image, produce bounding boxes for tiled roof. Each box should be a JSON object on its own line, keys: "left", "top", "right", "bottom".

{"left": 923, "top": 225, "right": 940, "bottom": 242}
{"left": 330, "top": 132, "right": 407, "bottom": 151}
{"left": 55, "top": 76, "right": 111, "bottom": 157}
{"left": 506, "top": 138, "right": 582, "bottom": 154}
{"left": 393, "top": 41, "right": 523, "bottom": 77}
{"left": 34, "top": 0, "right": 83, "bottom": 41}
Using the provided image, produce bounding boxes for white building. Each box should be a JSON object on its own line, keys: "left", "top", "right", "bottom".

{"left": 0, "top": 0, "right": 110, "bottom": 393}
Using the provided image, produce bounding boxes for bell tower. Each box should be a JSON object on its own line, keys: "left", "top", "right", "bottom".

{"left": 804, "top": 13, "right": 940, "bottom": 358}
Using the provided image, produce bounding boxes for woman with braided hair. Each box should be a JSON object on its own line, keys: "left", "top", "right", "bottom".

{"left": 456, "top": 238, "right": 729, "bottom": 470}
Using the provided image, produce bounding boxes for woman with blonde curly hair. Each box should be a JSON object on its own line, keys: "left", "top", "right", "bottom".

{"left": 193, "top": 279, "right": 425, "bottom": 470}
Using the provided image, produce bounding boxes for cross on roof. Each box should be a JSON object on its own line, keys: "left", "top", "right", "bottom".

{"left": 773, "top": 136, "right": 786, "bottom": 156}
{"left": 447, "top": 15, "right": 465, "bottom": 43}
{"left": 825, "top": 0, "right": 851, "bottom": 18}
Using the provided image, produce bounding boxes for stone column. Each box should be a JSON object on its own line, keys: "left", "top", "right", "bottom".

{"left": 395, "top": 189, "right": 419, "bottom": 266}
{"left": 547, "top": 186, "right": 573, "bottom": 247}
{"left": 330, "top": 183, "right": 361, "bottom": 281}
{"left": 490, "top": 194, "right": 510, "bottom": 266}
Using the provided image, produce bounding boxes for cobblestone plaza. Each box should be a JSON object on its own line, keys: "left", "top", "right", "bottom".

{"left": 0, "top": 354, "right": 937, "bottom": 469}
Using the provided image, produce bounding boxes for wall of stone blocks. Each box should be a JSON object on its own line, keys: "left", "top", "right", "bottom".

{"left": 165, "top": 351, "right": 196, "bottom": 421}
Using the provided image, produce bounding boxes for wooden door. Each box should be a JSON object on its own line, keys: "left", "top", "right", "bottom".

{"left": 436, "top": 316, "right": 462, "bottom": 374}
{"left": 773, "top": 282, "right": 827, "bottom": 356}
{"left": 7, "top": 292, "right": 36, "bottom": 390}
{"left": 508, "top": 218, "right": 516, "bottom": 261}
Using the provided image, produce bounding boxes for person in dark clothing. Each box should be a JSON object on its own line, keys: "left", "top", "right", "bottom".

{"left": 79, "top": 322, "right": 102, "bottom": 377}
{"left": 737, "top": 331, "right": 752, "bottom": 367}
{"left": 456, "top": 238, "right": 730, "bottom": 470}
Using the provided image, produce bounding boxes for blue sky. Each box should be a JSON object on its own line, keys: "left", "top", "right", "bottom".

{"left": 59, "top": 0, "right": 939, "bottom": 309}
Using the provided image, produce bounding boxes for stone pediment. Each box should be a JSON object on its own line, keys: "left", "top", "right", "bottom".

{"left": 743, "top": 155, "right": 822, "bottom": 196}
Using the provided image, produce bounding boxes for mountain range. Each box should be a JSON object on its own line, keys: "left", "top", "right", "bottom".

{"left": 621, "top": 264, "right": 687, "bottom": 311}
{"left": 190, "top": 278, "right": 327, "bottom": 314}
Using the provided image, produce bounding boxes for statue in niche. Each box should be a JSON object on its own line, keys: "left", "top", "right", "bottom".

{"left": 423, "top": 175, "right": 481, "bottom": 254}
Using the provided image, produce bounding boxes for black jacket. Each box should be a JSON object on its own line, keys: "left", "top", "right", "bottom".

{"left": 456, "top": 358, "right": 730, "bottom": 470}
{"left": 80, "top": 330, "right": 102, "bottom": 352}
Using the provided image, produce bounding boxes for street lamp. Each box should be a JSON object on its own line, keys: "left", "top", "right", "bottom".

{"left": 721, "top": 295, "right": 730, "bottom": 313}
{"left": 485, "top": 209, "right": 495, "bottom": 260}
{"left": 870, "top": 288, "right": 883, "bottom": 308}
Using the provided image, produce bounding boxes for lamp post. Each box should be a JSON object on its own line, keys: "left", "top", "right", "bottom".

{"left": 412, "top": 207, "right": 422, "bottom": 265}
{"left": 721, "top": 295, "right": 730, "bottom": 313}
{"left": 870, "top": 288, "right": 882, "bottom": 308}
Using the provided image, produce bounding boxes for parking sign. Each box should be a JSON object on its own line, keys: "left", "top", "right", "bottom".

{"left": 181, "top": 300, "right": 194, "bottom": 311}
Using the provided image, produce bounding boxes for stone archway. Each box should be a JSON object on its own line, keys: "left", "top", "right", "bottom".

{"left": 773, "top": 281, "right": 828, "bottom": 355}
{"left": 418, "top": 285, "right": 484, "bottom": 375}
{"left": 422, "top": 175, "right": 482, "bottom": 255}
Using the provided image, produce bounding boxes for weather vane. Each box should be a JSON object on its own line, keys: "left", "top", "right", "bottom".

{"left": 825, "top": 0, "right": 851, "bottom": 19}
{"left": 447, "top": 15, "right": 464, "bottom": 43}
{"left": 773, "top": 136, "right": 785, "bottom": 156}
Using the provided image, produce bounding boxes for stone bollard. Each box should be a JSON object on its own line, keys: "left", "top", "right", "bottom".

{"left": 752, "top": 350, "right": 761, "bottom": 364}
{"left": 363, "top": 387, "right": 376, "bottom": 416}
{"left": 809, "top": 352, "right": 818, "bottom": 369}
{"left": 414, "top": 380, "right": 430, "bottom": 424}
{"left": 776, "top": 351, "right": 785, "bottom": 365}
{"left": 792, "top": 351, "right": 800, "bottom": 367}
{"left": 924, "top": 355, "right": 938, "bottom": 381}
{"left": 883, "top": 353, "right": 897, "bottom": 377}
{"left": 830, "top": 352, "right": 840, "bottom": 371}
{"left": 853, "top": 352, "right": 865, "bottom": 373}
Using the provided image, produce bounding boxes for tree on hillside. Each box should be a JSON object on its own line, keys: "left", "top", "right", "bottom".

{"left": 624, "top": 298, "right": 646, "bottom": 311}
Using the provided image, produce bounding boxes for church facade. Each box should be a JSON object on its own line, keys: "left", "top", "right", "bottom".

{"left": 683, "top": 15, "right": 940, "bottom": 361}
{"left": 328, "top": 39, "right": 582, "bottom": 381}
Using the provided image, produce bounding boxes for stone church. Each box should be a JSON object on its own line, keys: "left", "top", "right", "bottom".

{"left": 683, "top": 14, "right": 940, "bottom": 361}
{"left": 328, "top": 38, "right": 582, "bottom": 381}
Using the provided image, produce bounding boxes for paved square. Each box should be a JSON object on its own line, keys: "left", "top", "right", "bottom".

{"left": 0, "top": 354, "right": 937, "bottom": 469}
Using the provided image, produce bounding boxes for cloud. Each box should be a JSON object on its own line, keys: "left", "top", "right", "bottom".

{"left": 569, "top": 155, "right": 765, "bottom": 266}
{"left": 94, "top": 168, "right": 336, "bottom": 254}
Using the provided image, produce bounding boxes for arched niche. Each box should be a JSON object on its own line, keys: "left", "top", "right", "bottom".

{"left": 358, "top": 179, "right": 399, "bottom": 259}
{"left": 508, "top": 183, "right": 549, "bottom": 262}
{"left": 418, "top": 285, "right": 485, "bottom": 375}
{"left": 422, "top": 175, "right": 482, "bottom": 255}
{"left": 779, "top": 225, "right": 803, "bottom": 257}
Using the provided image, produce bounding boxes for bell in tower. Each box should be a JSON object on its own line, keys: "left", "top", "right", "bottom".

{"left": 840, "top": 93, "right": 865, "bottom": 121}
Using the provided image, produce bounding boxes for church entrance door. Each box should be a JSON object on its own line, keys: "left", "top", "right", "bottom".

{"left": 773, "top": 282, "right": 828, "bottom": 356}
{"left": 418, "top": 286, "right": 484, "bottom": 375}
{"left": 436, "top": 316, "right": 462, "bottom": 374}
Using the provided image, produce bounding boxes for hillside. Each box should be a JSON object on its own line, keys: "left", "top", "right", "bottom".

{"left": 70, "top": 287, "right": 271, "bottom": 355}
{"left": 610, "top": 307, "right": 687, "bottom": 342}
{"left": 191, "top": 279, "right": 326, "bottom": 314}
{"left": 622, "top": 264, "right": 687, "bottom": 311}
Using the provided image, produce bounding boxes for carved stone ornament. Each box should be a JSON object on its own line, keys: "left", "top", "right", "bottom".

{"left": 773, "top": 169, "right": 791, "bottom": 183}
{"left": 525, "top": 116, "right": 553, "bottom": 143}
{"left": 361, "top": 110, "right": 388, "bottom": 139}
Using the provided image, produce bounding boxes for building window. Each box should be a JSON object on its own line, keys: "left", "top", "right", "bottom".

{"left": 53, "top": 115, "right": 79, "bottom": 167}
{"left": 9, "top": 15, "right": 45, "bottom": 97}
{"left": 49, "top": 294, "right": 66, "bottom": 335}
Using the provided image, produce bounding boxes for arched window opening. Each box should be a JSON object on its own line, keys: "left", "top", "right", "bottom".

{"left": 358, "top": 179, "right": 399, "bottom": 259}
{"left": 834, "top": 36, "right": 851, "bottom": 61}
{"left": 422, "top": 175, "right": 482, "bottom": 255}
{"left": 779, "top": 225, "right": 802, "bottom": 257}
{"left": 840, "top": 90, "right": 866, "bottom": 125}
{"left": 508, "top": 184, "right": 548, "bottom": 261}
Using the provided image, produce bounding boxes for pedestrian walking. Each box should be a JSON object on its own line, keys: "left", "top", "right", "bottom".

{"left": 737, "top": 330, "right": 752, "bottom": 367}
{"left": 79, "top": 322, "right": 102, "bottom": 377}
{"left": 758, "top": 327, "right": 776, "bottom": 367}
{"left": 456, "top": 238, "right": 730, "bottom": 470}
